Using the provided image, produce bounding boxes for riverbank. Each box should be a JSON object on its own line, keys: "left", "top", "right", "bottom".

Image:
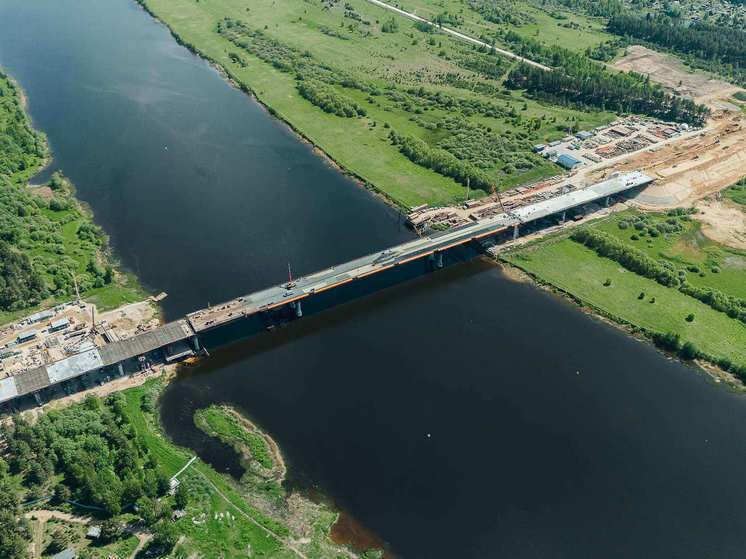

{"left": 132, "top": 0, "right": 615, "bottom": 209}
{"left": 498, "top": 205, "right": 746, "bottom": 388}
{"left": 0, "top": 67, "right": 147, "bottom": 326}
{"left": 3, "top": 374, "right": 372, "bottom": 558}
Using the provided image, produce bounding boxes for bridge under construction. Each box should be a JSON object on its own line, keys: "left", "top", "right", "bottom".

{"left": 0, "top": 172, "right": 653, "bottom": 407}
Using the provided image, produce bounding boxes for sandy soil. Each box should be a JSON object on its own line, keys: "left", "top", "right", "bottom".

{"left": 590, "top": 113, "right": 746, "bottom": 209}
{"left": 694, "top": 198, "right": 746, "bottom": 250}
{"left": 613, "top": 46, "right": 737, "bottom": 100}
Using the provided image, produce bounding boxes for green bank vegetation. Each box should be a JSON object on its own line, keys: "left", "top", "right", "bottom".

{"left": 0, "top": 70, "right": 145, "bottom": 325}
{"left": 723, "top": 178, "right": 746, "bottom": 207}
{"left": 502, "top": 208, "right": 746, "bottom": 376}
{"left": 195, "top": 405, "right": 273, "bottom": 471}
{"left": 136, "top": 0, "right": 624, "bottom": 208}
{"left": 136, "top": 0, "right": 711, "bottom": 209}
{"left": 0, "top": 379, "right": 367, "bottom": 558}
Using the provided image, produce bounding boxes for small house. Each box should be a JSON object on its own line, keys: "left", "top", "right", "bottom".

{"left": 50, "top": 548, "right": 76, "bottom": 559}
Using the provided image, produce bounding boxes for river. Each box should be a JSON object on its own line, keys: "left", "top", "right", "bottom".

{"left": 2, "top": 1, "right": 746, "bottom": 557}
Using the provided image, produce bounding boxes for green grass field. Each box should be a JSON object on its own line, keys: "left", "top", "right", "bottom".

{"left": 504, "top": 239, "right": 746, "bottom": 366}
{"left": 723, "top": 178, "right": 746, "bottom": 207}
{"left": 118, "top": 379, "right": 353, "bottom": 558}
{"left": 593, "top": 209, "right": 746, "bottom": 301}
{"left": 398, "top": 0, "right": 613, "bottom": 52}
{"left": 503, "top": 209, "right": 746, "bottom": 368}
{"left": 138, "top": 0, "right": 614, "bottom": 208}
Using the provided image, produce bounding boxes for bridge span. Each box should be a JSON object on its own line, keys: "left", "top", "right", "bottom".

{"left": 187, "top": 171, "right": 653, "bottom": 332}
{"left": 0, "top": 172, "right": 652, "bottom": 407}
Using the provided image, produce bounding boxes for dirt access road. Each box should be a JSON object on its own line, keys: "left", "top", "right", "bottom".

{"left": 591, "top": 112, "right": 746, "bottom": 208}
{"left": 363, "top": 0, "right": 551, "bottom": 70}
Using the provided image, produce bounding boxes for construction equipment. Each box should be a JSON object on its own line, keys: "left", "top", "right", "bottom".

{"left": 491, "top": 182, "right": 506, "bottom": 213}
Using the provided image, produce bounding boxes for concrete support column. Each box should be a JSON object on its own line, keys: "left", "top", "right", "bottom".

{"left": 295, "top": 301, "right": 303, "bottom": 318}
{"left": 605, "top": 196, "right": 610, "bottom": 207}
{"left": 513, "top": 224, "right": 519, "bottom": 240}
{"left": 117, "top": 362, "right": 124, "bottom": 377}
{"left": 434, "top": 251, "right": 444, "bottom": 269}
{"left": 192, "top": 335, "right": 200, "bottom": 352}
{"left": 561, "top": 211, "right": 566, "bottom": 223}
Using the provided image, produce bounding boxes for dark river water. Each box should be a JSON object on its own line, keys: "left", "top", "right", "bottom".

{"left": 3, "top": 1, "right": 746, "bottom": 557}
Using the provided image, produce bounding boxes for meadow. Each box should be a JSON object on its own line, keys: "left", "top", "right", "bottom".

{"left": 137, "top": 0, "right": 616, "bottom": 208}
{"left": 503, "top": 209, "right": 746, "bottom": 369}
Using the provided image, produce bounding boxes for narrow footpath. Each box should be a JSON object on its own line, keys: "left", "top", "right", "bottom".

{"left": 190, "top": 467, "right": 313, "bottom": 559}
{"left": 363, "top": 0, "right": 552, "bottom": 71}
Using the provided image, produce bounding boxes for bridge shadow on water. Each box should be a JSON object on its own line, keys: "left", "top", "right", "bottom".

{"left": 183, "top": 244, "right": 492, "bottom": 376}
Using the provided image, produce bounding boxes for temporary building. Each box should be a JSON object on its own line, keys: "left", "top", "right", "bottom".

{"left": 556, "top": 154, "right": 582, "bottom": 170}
{"left": 17, "top": 330, "right": 38, "bottom": 343}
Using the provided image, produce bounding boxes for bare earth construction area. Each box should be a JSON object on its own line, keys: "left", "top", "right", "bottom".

{"left": 613, "top": 45, "right": 739, "bottom": 100}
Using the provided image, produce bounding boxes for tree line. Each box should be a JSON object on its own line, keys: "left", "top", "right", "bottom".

{"left": 607, "top": 14, "right": 746, "bottom": 85}
{"left": 506, "top": 62, "right": 709, "bottom": 125}
{"left": 297, "top": 79, "right": 366, "bottom": 117}
{"left": 0, "top": 391, "right": 186, "bottom": 558}
{"left": 0, "top": 74, "right": 47, "bottom": 183}
{"left": 571, "top": 228, "right": 746, "bottom": 326}
{"left": 388, "top": 130, "right": 491, "bottom": 190}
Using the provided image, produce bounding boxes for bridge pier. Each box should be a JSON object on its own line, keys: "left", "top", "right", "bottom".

{"left": 191, "top": 335, "right": 200, "bottom": 352}
{"left": 513, "top": 224, "right": 519, "bottom": 240}
{"left": 560, "top": 211, "right": 566, "bottom": 223}
{"left": 117, "top": 363, "right": 124, "bottom": 377}
{"left": 605, "top": 196, "right": 610, "bottom": 207}
{"left": 434, "top": 251, "right": 444, "bottom": 269}
{"left": 289, "top": 301, "right": 303, "bottom": 318}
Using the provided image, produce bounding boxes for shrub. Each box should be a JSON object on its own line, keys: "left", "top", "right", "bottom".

{"left": 381, "top": 17, "right": 398, "bottom": 32}
{"left": 679, "top": 341, "right": 699, "bottom": 360}
{"left": 297, "top": 80, "right": 363, "bottom": 117}
{"left": 653, "top": 331, "right": 681, "bottom": 352}
{"left": 603, "top": 278, "right": 612, "bottom": 286}
{"left": 685, "top": 313, "right": 695, "bottom": 322}
{"left": 638, "top": 292, "right": 645, "bottom": 299}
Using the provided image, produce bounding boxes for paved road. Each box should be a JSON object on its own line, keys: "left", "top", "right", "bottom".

{"left": 363, "top": 0, "right": 552, "bottom": 71}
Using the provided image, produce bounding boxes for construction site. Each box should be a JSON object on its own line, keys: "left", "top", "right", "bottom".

{"left": 408, "top": 105, "right": 745, "bottom": 234}
{"left": 0, "top": 296, "right": 198, "bottom": 410}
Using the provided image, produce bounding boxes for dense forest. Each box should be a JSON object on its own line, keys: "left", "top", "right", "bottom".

{"left": 607, "top": 14, "right": 746, "bottom": 85}
{"left": 499, "top": 30, "right": 709, "bottom": 124}
{"left": 0, "top": 392, "right": 182, "bottom": 559}
{"left": 506, "top": 62, "right": 709, "bottom": 124}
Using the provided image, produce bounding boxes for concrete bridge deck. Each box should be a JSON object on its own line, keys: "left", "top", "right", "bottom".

{"left": 0, "top": 171, "right": 652, "bottom": 406}
{"left": 186, "top": 171, "right": 653, "bottom": 332}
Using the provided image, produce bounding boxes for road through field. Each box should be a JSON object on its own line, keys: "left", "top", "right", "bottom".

{"left": 364, "top": 0, "right": 552, "bottom": 70}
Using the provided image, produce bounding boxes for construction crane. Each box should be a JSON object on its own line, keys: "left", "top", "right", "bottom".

{"left": 491, "top": 182, "right": 506, "bottom": 213}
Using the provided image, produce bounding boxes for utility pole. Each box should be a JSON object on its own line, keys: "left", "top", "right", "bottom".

{"left": 72, "top": 271, "right": 80, "bottom": 303}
